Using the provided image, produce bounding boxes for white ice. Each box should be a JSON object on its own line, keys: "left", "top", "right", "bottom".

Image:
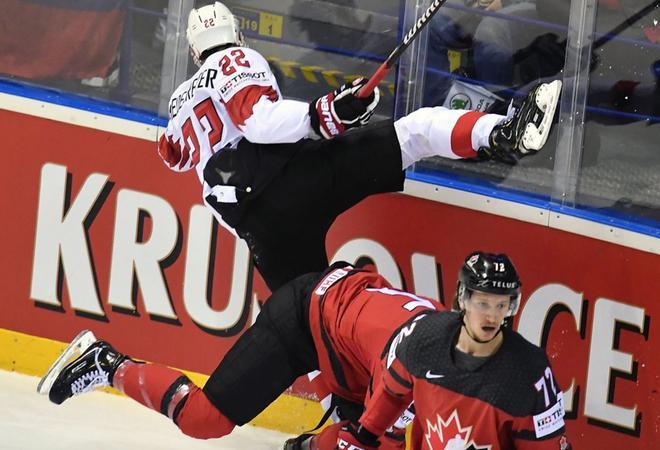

{"left": 0, "top": 370, "right": 294, "bottom": 449}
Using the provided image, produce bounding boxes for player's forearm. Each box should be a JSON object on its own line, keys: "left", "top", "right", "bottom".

{"left": 241, "top": 97, "right": 312, "bottom": 143}
{"left": 359, "top": 384, "right": 412, "bottom": 437}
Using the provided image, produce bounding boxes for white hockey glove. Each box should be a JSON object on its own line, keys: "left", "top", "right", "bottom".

{"left": 309, "top": 77, "right": 380, "bottom": 139}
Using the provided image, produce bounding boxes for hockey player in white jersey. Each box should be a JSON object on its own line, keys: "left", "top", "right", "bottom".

{"left": 157, "top": 2, "right": 562, "bottom": 291}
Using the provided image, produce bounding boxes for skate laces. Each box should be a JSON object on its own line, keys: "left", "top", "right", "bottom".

{"left": 494, "top": 100, "right": 516, "bottom": 140}
{"left": 70, "top": 347, "right": 109, "bottom": 396}
{"left": 505, "top": 100, "right": 516, "bottom": 120}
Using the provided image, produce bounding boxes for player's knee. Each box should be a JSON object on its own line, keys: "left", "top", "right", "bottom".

{"left": 175, "top": 386, "right": 236, "bottom": 439}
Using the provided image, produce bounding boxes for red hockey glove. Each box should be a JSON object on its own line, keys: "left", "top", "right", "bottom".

{"left": 309, "top": 77, "right": 380, "bottom": 139}
{"left": 335, "top": 423, "right": 380, "bottom": 450}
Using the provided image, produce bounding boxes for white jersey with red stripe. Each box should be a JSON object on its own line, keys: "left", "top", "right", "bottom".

{"left": 157, "top": 46, "right": 311, "bottom": 208}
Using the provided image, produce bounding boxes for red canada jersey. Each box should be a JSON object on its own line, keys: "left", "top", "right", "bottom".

{"left": 362, "top": 312, "right": 571, "bottom": 450}
{"left": 308, "top": 265, "right": 441, "bottom": 405}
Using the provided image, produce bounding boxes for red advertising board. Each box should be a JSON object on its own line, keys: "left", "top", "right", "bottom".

{"left": 1, "top": 109, "right": 658, "bottom": 449}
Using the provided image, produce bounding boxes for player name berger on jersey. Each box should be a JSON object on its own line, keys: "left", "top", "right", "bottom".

{"left": 169, "top": 68, "right": 219, "bottom": 118}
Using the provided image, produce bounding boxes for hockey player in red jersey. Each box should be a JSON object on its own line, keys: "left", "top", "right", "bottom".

{"left": 157, "top": 2, "right": 563, "bottom": 291}
{"left": 38, "top": 263, "right": 440, "bottom": 449}
{"left": 337, "top": 252, "right": 572, "bottom": 450}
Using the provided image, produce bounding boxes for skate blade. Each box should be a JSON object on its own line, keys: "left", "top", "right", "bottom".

{"left": 36, "top": 330, "right": 97, "bottom": 395}
{"left": 521, "top": 80, "right": 562, "bottom": 152}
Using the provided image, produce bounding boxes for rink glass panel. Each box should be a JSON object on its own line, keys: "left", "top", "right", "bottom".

{"left": 0, "top": 1, "right": 165, "bottom": 112}
{"left": 403, "top": 0, "right": 660, "bottom": 237}
{"left": 0, "top": 0, "right": 403, "bottom": 118}
{"left": 1, "top": 0, "right": 657, "bottom": 236}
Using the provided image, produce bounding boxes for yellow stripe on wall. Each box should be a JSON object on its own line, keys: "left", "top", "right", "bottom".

{"left": 0, "top": 328, "right": 324, "bottom": 435}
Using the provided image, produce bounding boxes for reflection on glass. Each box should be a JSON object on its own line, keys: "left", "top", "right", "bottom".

{"left": 218, "top": 0, "right": 402, "bottom": 119}
{"left": 411, "top": 0, "right": 660, "bottom": 232}
{"left": 579, "top": 1, "right": 660, "bottom": 228}
{"left": 414, "top": 0, "right": 567, "bottom": 199}
{"left": 1, "top": 0, "right": 405, "bottom": 119}
{"left": 0, "top": 0, "right": 166, "bottom": 112}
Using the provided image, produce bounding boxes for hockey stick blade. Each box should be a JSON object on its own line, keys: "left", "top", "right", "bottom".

{"left": 357, "top": 0, "right": 448, "bottom": 98}
{"left": 37, "top": 330, "right": 97, "bottom": 395}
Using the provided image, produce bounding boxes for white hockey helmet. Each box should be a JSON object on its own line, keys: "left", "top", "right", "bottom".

{"left": 187, "top": 2, "right": 245, "bottom": 65}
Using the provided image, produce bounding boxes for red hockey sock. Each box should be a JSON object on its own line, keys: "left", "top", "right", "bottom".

{"left": 176, "top": 385, "right": 236, "bottom": 439}
{"left": 113, "top": 360, "right": 182, "bottom": 413}
{"left": 113, "top": 360, "right": 235, "bottom": 439}
{"left": 450, "top": 110, "right": 486, "bottom": 158}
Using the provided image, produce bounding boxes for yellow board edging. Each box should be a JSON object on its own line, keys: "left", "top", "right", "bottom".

{"left": 0, "top": 328, "right": 323, "bottom": 435}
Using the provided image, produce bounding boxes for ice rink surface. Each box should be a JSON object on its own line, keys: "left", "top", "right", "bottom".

{"left": 0, "top": 370, "right": 294, "bottom": 449}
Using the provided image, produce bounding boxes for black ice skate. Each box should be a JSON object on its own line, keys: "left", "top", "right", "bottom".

{"left": 482, "top": 80, "right": 562, "bottom": 164}
{"left": 37, "top": 330, "right": 127, "bottom": 405}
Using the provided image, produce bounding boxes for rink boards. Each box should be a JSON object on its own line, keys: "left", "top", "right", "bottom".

{"left": 0, "top": 94, "right": 658, "bottom": 449}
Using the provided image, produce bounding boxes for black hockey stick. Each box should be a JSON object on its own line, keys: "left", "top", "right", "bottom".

{"left": 509, "top": 0, "right": 660, "bottom": 89}
{"left": 357, "top": 0, "right": 448, "bottom": 98}
{"left": 592, "top": 0, "right": 660, "bottom": 50}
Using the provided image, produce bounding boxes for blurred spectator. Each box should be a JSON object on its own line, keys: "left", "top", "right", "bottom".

{"left": 424, "top": 0, "right": 540, "bottom": 106}
{"left": 426, "top": 0, "right": 660, "bottom": 108}
{"left": 473, "top": 1, "right": 548, "bottom": 87}
{"left": 285, "top": 0, "right": 396, "bottom": 72}
{"left": 528, "top": 0, "right": 660, "bottom": 119}
{"left": 0, "top": 0, "right": 125, "bottom": 82}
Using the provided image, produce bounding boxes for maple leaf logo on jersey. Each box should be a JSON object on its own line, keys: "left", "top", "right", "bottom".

{"left": 424, "top": 410, "right": 492, "bottom": 450}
